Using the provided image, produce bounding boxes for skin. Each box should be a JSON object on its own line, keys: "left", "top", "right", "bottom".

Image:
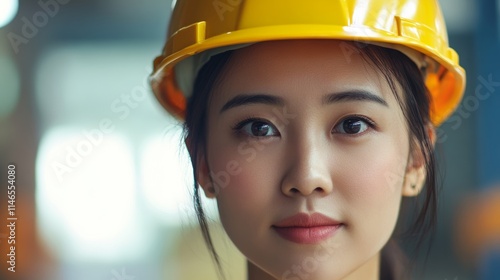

{"left": 195, "top": 40, "right": 428, "bottom": 280}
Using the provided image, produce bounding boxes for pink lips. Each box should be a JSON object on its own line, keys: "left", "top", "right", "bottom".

{"left": 272, "top": 213, "right": 343, "bottom": 244}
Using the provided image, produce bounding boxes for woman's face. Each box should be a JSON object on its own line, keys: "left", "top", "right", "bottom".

{"left": 200, "top": 40, "right": 413, "bottom": 279}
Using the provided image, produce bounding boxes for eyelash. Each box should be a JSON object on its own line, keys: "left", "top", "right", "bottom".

{"left": 232, "top": 114, "right": 377, "bottom": 138}
{"left": 332, "top": 115, "right": 377, "bottom": 136}
{"left": 232, "top": 117, "right": 280, "bottom": 138}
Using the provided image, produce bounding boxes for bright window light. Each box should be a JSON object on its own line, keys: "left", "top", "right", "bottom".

{"left": 0, "top": 0, "right": 18, "bottom": 28}
{"left": 36, "top": 126, "right": 156, "bottom": 262}
{"left": 34, "top": 42, "right": 179, "bottom": 264}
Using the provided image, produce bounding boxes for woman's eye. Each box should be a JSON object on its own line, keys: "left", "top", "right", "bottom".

{"left": 333, "top": 117, "right": 372, "bottom": 135}
{"left": 235, "top": 119, "right": 280, "bottom": 137}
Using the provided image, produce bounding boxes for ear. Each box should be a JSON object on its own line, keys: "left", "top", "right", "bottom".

{"left": 402, "top": 125, "right": 436, "bottom": 197}
{"left": 185, "top": 137, "right": 217, "bottom": 199}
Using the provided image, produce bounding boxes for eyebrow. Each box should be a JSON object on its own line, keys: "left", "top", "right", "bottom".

{"left": 322, "top": 90, "right": 388, "bottom": 107}
{"left": 219, "top": 90, "right": 388, "bottom": 114}
{"left": 220, "top": 94, "right": 285, "bottom": 114}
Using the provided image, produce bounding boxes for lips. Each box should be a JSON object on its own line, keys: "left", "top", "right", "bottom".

{"left": 272, "top": 213, "right": 343, "bottom": 244}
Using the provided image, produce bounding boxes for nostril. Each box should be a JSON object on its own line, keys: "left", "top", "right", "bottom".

{"left": 289, "top": 186, "right": 326, "bottom": 196}
{"left": 290, "top": 188, "right": 300, "bottom": 194}
{"left": 314, "top": 187, "right": 325, "bottom": 193}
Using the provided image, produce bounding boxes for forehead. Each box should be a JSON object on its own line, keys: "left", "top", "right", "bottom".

{"left": 212, "top": 40, "right": 397, "bottom": 103}
{"left": 230, "top": 39, "right": 363, "bottom": 67}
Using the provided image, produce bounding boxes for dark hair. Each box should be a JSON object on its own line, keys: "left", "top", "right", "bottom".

{"left": 183, "top": 42, "right": 437, "bottom": 280}
{"left": 183, "top": 50, "right": 234, "bottom": 280}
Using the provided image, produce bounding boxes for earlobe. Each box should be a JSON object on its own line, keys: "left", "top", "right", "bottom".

{"left": 402, "top": 164, "right": 426, "bottom": 197}
{"left": 402, "top": 124, "right": 435, "bottom": 197}
{"left": 197, "top": 157, "right": 217, "bottom": 199}
{"left": 185, "top": 137, "right": 217, "bottom": 199}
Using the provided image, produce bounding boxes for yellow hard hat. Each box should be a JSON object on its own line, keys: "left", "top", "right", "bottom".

{"left": 150, "top": 0, "right": 466, "bottom": 126}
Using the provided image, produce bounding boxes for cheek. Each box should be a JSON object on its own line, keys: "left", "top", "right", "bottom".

{"left": 208, "top": 142, "right": 281, "bottom": 256}
{"left": 207, "top": 138, "right": 278, "bottom": 222}
{"left": 340, "top": 146, "right": 405, "bottom": 200}
{"left": 335, "top": 136, "right": 407, "bottom": 244}
{"left": 208, "top": 139, "right": 273, "bottom": 196}
{"left": 207, "top": 128, "right": 281, "bottom": 197}
{"left": 336, "top": 132, "right": 407, "bottom": 194}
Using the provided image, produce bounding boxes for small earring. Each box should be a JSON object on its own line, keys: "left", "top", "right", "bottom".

{"left": 411, "top": 184, "right": 416, "bottom": 190}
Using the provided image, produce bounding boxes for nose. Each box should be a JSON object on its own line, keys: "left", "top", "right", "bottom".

{"left": 280, "top": 136, "right": 334, "bottom": 197}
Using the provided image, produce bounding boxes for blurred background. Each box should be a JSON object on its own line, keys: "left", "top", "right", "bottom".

{"left": 0, "top": 0, "right": 499, "bottom": 279}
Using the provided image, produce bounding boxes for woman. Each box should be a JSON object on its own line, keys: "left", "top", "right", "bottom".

{"left": 150, "top": 1, "right": 466, "bottom": 279}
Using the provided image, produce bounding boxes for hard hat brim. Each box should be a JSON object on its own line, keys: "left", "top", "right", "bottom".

{"left": 151, "top": 23, "right": 465, "bottom": 126}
